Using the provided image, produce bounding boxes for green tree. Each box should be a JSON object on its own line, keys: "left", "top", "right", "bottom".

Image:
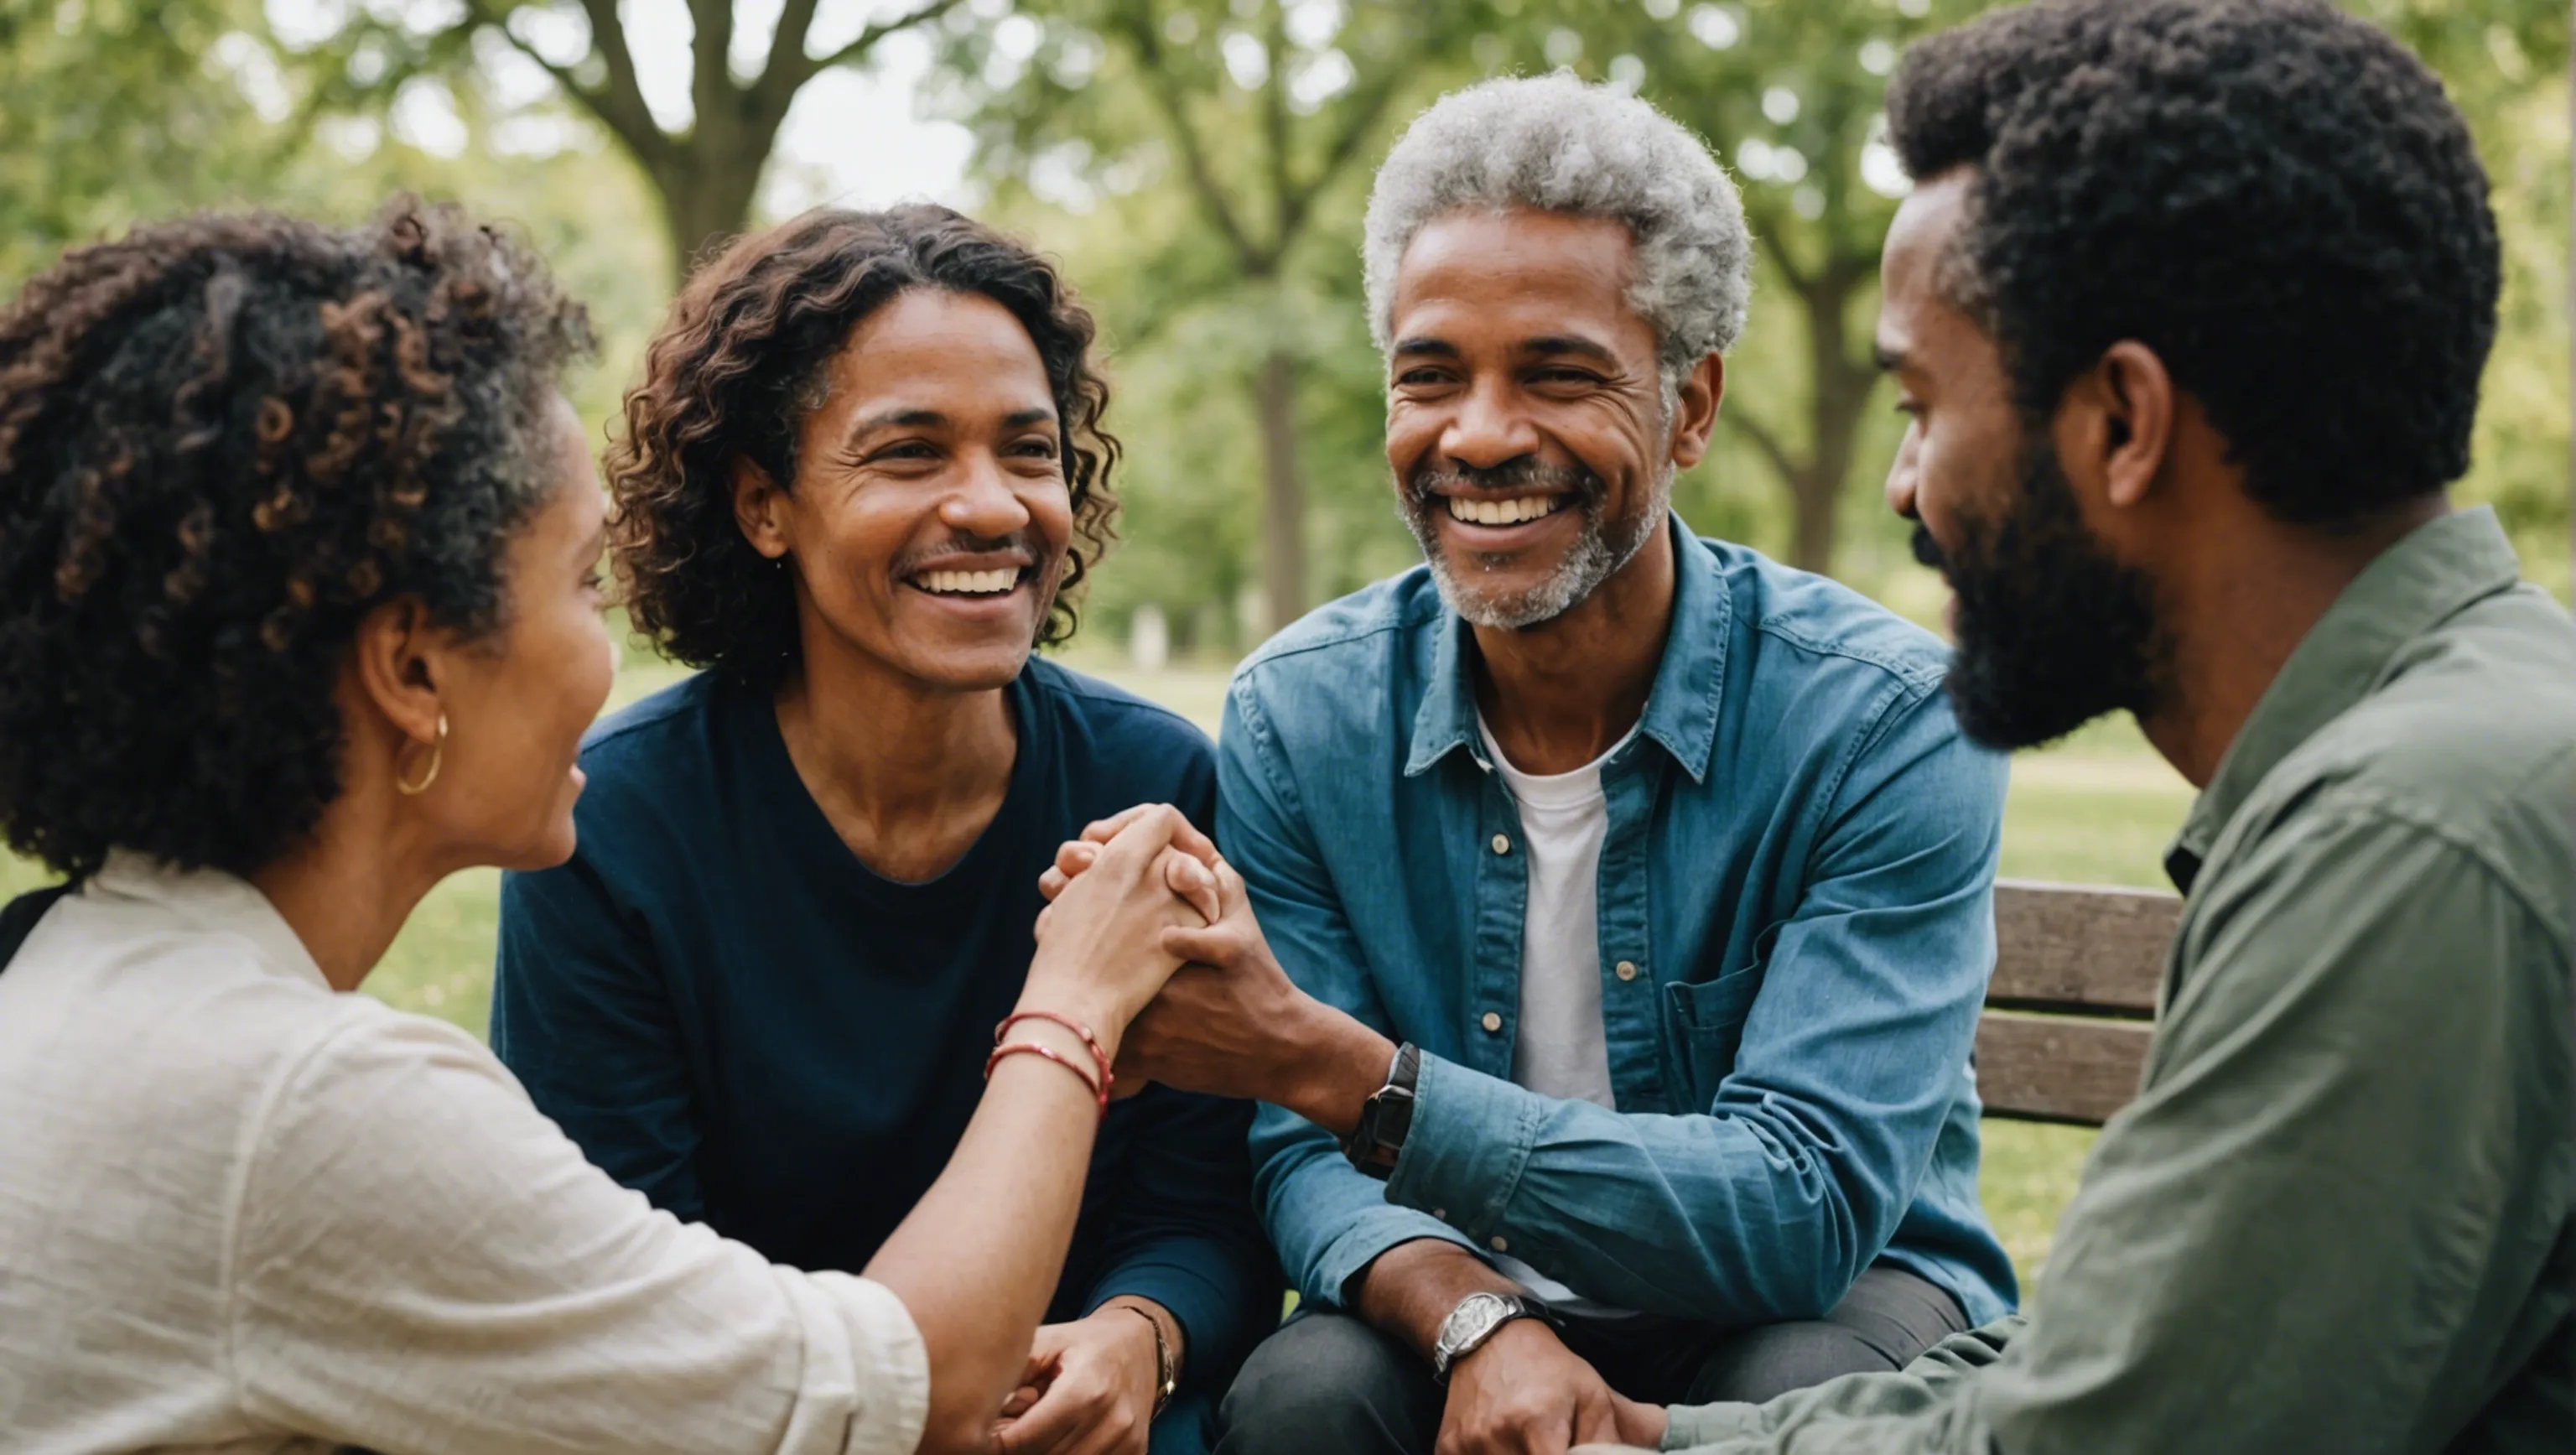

{"left": 294, "top": 0, "right": 962, "bottom": 281}
{"left": 0, "top": 0, "right": 288, "bottom": 282}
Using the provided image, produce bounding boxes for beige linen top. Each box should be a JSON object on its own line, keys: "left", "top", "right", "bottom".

{"left": 0, "top": 853, "right": 929, "bottom": 1455}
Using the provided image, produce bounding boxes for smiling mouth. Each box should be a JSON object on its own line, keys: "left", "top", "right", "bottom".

{"left": 909, "top": 566, "right": 1029, "bottom": 597}
{"left": 1444, "top": 494, "right": 1573, "bottom": 527}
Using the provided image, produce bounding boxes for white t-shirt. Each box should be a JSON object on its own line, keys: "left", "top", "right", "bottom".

{"left": 1476, "top": 715, "right": 1638, "bottom": 1319}
{"left": 0, "top": 853, "right": 928, "bottom": 1455}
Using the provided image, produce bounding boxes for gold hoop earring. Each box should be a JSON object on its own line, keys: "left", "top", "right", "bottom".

{"left": 396, "top": 713, "right": 448, "bottom": 797}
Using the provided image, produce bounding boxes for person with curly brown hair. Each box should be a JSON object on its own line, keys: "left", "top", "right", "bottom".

{"left": 490, "top": 205, "right": 1278, "bottom": 1455}
{"left": 0, "top": 199, "right": 1221, "bottom": 1455}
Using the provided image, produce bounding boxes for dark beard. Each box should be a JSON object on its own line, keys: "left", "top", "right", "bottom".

{"left": 1916, "top": 440, "right": 2168, "bottom": 751}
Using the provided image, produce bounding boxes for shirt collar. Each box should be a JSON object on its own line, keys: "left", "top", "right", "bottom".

{"left": 84, "top": 849, "right": 330, "bottom": 990}
{"left": 1405, "top": 513, "right": 1732, "bottom": 783}
{"left": 2163, "top": 506, "right": 2523, "bottom": 892}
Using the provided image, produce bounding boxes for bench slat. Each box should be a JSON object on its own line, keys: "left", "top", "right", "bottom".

{"left": 1989, "top": 880, "right": 2181, "bottom": 1019}
{"left": 1975, "top": 1011, "right": 2154, "bottom": 1125}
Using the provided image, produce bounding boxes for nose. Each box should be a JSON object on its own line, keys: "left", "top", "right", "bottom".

{"left": 1884, "top": 433, "right": 1921, "bottom": 522}
{"left": 1441, "top": 374, "right": 1543, "bottom": 471}
{"left": 940, "top": 448, "right": 1035, "bottom": 538}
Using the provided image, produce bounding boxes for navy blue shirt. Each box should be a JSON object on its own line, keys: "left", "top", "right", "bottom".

{"left": 492, "top": 660, "right": 1278, "bottom": 1416}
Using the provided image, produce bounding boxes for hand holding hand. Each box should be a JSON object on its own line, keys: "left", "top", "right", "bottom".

{"left": 1037, "top": 813, "right": 1393, "bottom": 1123}
{"left": 992, "top": 1305, "right": 1170, "bottom": 1455}
{"left": 1020, "top": 804, "right": 1216, "bottom": 1047}
{"left": 1438, "top": 1321, "right": 1668, "bottom": 1455}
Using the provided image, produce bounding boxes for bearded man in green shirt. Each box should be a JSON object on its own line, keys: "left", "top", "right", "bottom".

{"left": 1579, "top": 1, "right": 2574, "bottom": 1452}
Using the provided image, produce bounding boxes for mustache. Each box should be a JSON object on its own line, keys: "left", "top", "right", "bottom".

{"left": 887, "top": 531, "right": 1044, "bottom": 577}
{"left": 1407, "top": 456, "right": 1602, "bottom": 504}
{"left": 1909, "top": 523, "right": 1949, "bottom": 573}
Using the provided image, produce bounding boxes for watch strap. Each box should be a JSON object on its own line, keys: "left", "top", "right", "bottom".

{"left": 1340, "top": 1042, "right": 1421, "bottom": 1178}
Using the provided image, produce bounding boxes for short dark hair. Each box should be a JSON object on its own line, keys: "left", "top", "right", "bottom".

{"left": 0, "top": 200, "right": 592, "bottom": 879}
{"left": 1887, "top": 0, "right": 2499, "bottom": 522}
{"left": 608, "top": 205, "right": 1119, "bottom": 681}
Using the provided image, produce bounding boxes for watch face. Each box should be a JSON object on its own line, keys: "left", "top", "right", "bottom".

{"left": 1442, "top": 1292, "right": 1513, "bottom": 1352}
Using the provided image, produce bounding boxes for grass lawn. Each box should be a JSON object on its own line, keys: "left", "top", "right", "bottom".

{"left": 3, "top": 648, "right": 2194, "bottom": 1291}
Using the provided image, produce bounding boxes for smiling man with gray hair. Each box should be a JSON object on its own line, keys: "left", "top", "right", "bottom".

{"left": 1038, "top": 72, "right": 2016, "bottom": 1455}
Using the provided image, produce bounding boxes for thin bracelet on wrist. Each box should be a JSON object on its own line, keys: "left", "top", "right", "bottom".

{"left": 1116, "top": 1304, "right": 1177, "bottom": 1418}
{"left": 984, "top": 1039, "right": 1109, "bottom": 1120}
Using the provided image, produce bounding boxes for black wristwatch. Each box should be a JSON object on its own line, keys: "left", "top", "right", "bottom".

{"left": 1340, "top": 1042, "right": 1420, "bottom": 1179}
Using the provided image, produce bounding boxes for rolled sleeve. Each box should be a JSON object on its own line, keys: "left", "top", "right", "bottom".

{"left": 1383, "top": 1052, "right": 1543, "bottom": 1245}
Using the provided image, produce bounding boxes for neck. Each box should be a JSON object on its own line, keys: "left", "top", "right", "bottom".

{"left": 775, "top": 629, "right": 1019, "bottom": 881}
{"left": 1471, "top": 521, "right": 1677, "bottom": 775}
{"left": 249, "top": 775, "right": 448, "bottom": 993}
{"left": 2138, "top": 496, "right": 2449, "bottom": 787}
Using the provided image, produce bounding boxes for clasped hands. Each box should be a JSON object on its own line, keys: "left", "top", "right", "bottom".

{"left": 1031, "top": 803, "right": 1368, "bottom": 1113}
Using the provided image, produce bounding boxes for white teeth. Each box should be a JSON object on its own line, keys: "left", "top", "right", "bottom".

{"left": 917, "top": 568, "right": 1021, "bottom": 595}
{"left": 1445, "top": 494, "right": 1565, "bottom": 527}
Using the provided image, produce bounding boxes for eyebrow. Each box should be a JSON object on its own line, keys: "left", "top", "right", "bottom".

{"left": 1520, "top": 335, "right": 1618, "bottom": 364}
{"left": 1389, "top": 335, "right": 1621, "bottom": 363}
{"left": 844, "top": 404, "right": 1058, "bottom": 442}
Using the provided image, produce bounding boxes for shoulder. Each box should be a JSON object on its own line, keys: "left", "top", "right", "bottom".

{"left": 1702, "top": 537, "right": 1952, "bottom": 700}
{"left": 578, "top": 671, "right": 721, "bottom": 777}
{"left": 1226, "top": 571, "right": 1447, "bottom": 751}
{"left": 1025, "top": 656, "right": 1211, "bottom": 752}
{"left": 1022, "top": 657, "right": 1217, "bottom": 810}
{"left": 2257, "top": 587, "right": 2576, "bottom": 936}
{"left": 1233, "top": 569, "right": 1446, "bottom": 691}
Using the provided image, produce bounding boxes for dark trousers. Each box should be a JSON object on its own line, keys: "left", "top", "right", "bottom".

{"left": 1211, "top": 1264, "right": 1969, "bottom": 1455}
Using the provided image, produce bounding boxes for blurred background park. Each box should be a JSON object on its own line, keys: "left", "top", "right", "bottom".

{"left": 2, "top": 0, "right": 2568, "bottom": 1283}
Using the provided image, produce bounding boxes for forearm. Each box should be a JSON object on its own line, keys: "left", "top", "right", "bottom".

{"left": 864, "top": 1013, "right": 1110, "bottom": 1455}
{"left": 1259, "top": 994, "right": 1394, "bottom": 1138}
{"left": 1387, "top": 1053, "right": 1898, "bottom": 1322}
{"left": 1350, "top": 1237, "right": 1521, "bottom": 1361}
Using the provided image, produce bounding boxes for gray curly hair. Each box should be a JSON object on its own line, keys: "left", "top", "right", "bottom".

{"left": 1363, "top": 73, "right": 1753, "bottom": 392}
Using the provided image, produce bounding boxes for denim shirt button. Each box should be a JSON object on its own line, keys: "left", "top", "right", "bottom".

{"left": 1480, "top": 1011, "right": 1503, "bottom": 1033}
{"left": 1488, "top": 1236, "right": 1509, "bottom": 1253}
{"left": 1615, "top": 960, "right": 1639, "bottom": 981}
{"left": 1489, "top": 833, "right": 1512, "bottom": 855}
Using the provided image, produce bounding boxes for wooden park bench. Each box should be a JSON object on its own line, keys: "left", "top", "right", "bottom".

{"left": 1977, "top": 880, "right": 2185, "bottom": 1126}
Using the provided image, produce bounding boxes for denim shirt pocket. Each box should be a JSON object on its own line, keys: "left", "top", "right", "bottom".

{"left": 1660, "top": 931, "right": 1776, "bottom": 1109}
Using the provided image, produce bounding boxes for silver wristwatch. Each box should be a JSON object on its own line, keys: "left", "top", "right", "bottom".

{"left": 1430, "top": 1291, "right": 1554, "bottom": 1383}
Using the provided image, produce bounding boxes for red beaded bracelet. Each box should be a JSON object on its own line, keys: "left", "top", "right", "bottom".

{"left": 995, "top": 1011, "right": 1115, "bottom": 1095}
{"left": 984, "top": 1040, "right": 1109, "bottom": 1120}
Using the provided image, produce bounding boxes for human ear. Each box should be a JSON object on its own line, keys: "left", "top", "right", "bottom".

{"left": 730, "top": 460, "right": 792, "bottom": 561}
{"left": 349, "top": 597, "right": 446, "bottom": 751}
{"left": 1666, "top": 352, "right": 1726, "bottom": 470}
{"left": 2058, "top": 341, "right": 2176, "bottom": 512}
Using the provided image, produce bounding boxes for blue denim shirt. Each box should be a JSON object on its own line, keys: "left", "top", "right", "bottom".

{"left": 1217, "top": 518, "right": 2018, "bottom": 1330}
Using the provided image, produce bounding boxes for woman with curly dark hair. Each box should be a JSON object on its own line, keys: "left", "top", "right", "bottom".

{"left": 489, "top": 205, "right": 1277, "bottom": 1455}
{"left": 0, "top": 200, "right": 1217, "bottom": 1455}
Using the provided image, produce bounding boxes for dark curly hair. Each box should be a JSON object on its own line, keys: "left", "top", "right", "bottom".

{"left": 608, "top": 205, "right": 1119, "bottom": 681}
{"left": 1887, "top": 0, "right": 2499, "bottom": 522}
{"left": 0, "top": 199, "right": 593, "bottom": 879}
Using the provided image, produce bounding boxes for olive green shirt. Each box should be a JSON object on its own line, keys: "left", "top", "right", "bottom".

{"left": 1661, "top": 507, "right": 2575, "bottom": 1454}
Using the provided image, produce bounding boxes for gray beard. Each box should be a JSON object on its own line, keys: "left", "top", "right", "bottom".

{"left": 1403, "top": 465, "right": 1672, "bottom": 630}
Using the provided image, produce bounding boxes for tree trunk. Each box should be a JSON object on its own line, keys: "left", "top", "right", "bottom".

{"left": 1787, "top": 271, "right": 1876, "bottom": 575}
{"left": 1252, "top": 347, "right": 1311, "bottom": 634}
{"left": 654, "top": 144, "right": 771, "bottom": 287}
